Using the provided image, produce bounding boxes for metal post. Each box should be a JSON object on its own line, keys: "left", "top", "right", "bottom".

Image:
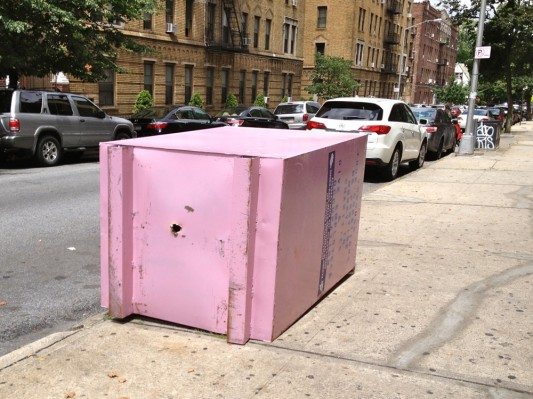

{"left": 458, "top": 0, "right": 487, "bottom": 155}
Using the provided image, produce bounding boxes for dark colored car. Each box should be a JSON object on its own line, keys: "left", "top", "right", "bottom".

{"left": 130, "top": 105, "right": 227, "bottom": 137}
{"left": 411, "top": 107, "right": 456, "bottom": 159}
{"left": 216, "top": 106, "right": 289, "bottom": 129}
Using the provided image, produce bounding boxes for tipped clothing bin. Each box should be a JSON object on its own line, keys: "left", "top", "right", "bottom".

{"left": 100, "top": 127, "right": 367, "bottom": 344}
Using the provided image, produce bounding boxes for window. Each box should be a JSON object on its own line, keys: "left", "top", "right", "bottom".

{"left": 165, "top": 64, "right": 174, "bottom": 105}
{"left": 389, "top": 104, "right": 407, "bottom": 122}
{"left": 317, "top": 6, "right": 327, "bottom": 28}
{"left": 143, "top": 13, "right": 152, "bottom": 30}
{"left": 184, "top": 65, "right": 193, "bottom": 104}
{"left": 143, "top": 62, "right": 154, "bottom": 95}
{"left": 165, "top": 0, "right": 174, "bottom": 23}
{"left": 239, "top": 70, "right": 246, "bottom": 103}
{"left": 205, "top": 67, "right": 214, "bottom": 105}
{"left": 287, "top": 74, "right": 293, "bottom": 98}
{"left": 185, "top": 0, "right": 194, "bottom": 37}
{"left": 367, "top": 47, "right": 372, "bottom": 67}
{"left": 314, "top": 101, "right": 383, "bottom": 121}
{"left": 356, "top": 42, "right": 364, "bottom": 66}
{"left": 251, "top": 71, "right": 258, "bottom": 103}
{"left": 222, "top": 8, "right": 230, "bottom": 44}
{"left": 192, "top": 108, "right": 210, "bottom": 121}
{"left": 264, "top": 19, "right": 271, "bottom": 50}
{"left": 253, "top": 16, "right": 260, "bottom": 48}
{"left": 241, "top": 13, "right": 248, "bottom": 37}
{"left": 72, "top": 96, "right": 101, "bottom": 118}
{"left": 283, "top": 19, "right": 298, "bottom": 54}
{"left": 221, "top": 69, "right": 229, "bottom": 104}
{"left": 19, "top": 92, "right": 42, "bottom": 113}
{"left": 206, "top": 3, "right": 216, "bottom": 42}
{"left": 98, "top": 69, "right": 114, "bottom": 106}
{"left": 357, "top": 8, "right": 366, "bottom": 31}
{"left": 281, "top": 73, "right": 287, "bottom": 99}
{"left": 315, "top": 42, "right": 325, "bottom": 56}
{"left": 47, "top": 94, "right": 73, "bottom": 116}
{"left": 263, "top": 71, "right": 270, "bottom": 96}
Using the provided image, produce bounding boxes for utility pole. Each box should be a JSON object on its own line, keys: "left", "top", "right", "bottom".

{"left": 458, "top": 0, "right": 488, "bottom": 155}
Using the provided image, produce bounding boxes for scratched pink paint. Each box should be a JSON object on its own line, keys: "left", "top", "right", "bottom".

{"left": 100, "top": 127, "right": 367, "bottom": 344}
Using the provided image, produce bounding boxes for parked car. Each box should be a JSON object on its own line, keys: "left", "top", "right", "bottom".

{"left": 0, "top": 89, "right": 134, "bottom": 166}
{"left": 307, "top": 97, "right": 427, "bottom": 180}
{"left": 410, "top": 107, "right": 456, "bottom": 159}
{"left": 129, "top": 105, "right": 226, "bottom": 137}
{"left": 273, "top": 100, "right": 321, "bottom": 130}
{"left": 215, "top": 106, "right": 289, "bottom": 129}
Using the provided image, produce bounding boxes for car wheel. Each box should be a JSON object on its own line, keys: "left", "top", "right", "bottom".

{"left": 36, "top": 135, "right": 62, "bottom": 167}
{"left": 409, "top": 141, "right": 426, "bottom": 170}
{"left": 448, "top": 138, "right": 457, "bottom": 154}
{"left": 115, "top": 131, "right": 131, "bottom": 140}
{"left": 383, "top": 146, "right": 401, "bottom": 181}
{"left": 435, "top": 138, "right": 444, "bottom": 159}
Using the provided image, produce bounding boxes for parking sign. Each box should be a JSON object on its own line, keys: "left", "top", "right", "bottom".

{"left": 475, "top": 46, "right": 491, "bottom": 59}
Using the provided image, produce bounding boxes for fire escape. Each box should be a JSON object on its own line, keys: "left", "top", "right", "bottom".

{"left": 436, "top": 34, "right": 449, "bottom": 86}
{"left": 381, "top": 0, "right": 401, "bottom": 75}
{"left": 206, "top": 0, "right": 249, "bottom": 53}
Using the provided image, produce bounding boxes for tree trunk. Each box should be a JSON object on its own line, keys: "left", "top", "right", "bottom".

{"left": 8, "top": 69, "right": 19, "bottom": 90}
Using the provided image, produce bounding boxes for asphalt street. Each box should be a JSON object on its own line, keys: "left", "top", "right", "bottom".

{"left": 0, "top": 155, "right": 101, "bottom": 356}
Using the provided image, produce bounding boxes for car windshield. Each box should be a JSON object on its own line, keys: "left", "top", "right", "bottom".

{"left": 274, "top": 104, "right": 304, "bottom": 114}
{"left": 473, "top": 109, "right": 488, "bottom": 116}
{"left": 315, "top": 101, "right": 383, "bottom": 121}
{"left": 488, "top": 108, "right": 501, "bottom": 116}
{"left": 411, "top": 108, "right": 436, "bottom": 121}
{"left": 216, "top": 106, "right": 247, "bottom": 117}
{"left": 0, "top": 90, "right": 12, "bottom": 113}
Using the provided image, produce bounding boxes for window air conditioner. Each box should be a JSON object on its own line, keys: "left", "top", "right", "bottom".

{"left": 291, "top": 0, "right": 298, "bottom": 6}
{"left": 264, "top": 96, "right": 269, "bottom": 104}
{"left": 371, "top": 62, "right": 375, "bottom": 68}
{"left": 287, "top": 97, "right": 293, "bottom": 102}
{"left": 242, "top": 37, "right": 250, "bottom": 46}
{"left": 380, "top": 64, "right": 385, "bottom": 69}
{"left": 166, "top": 23, "right": 176, "bottom": 34}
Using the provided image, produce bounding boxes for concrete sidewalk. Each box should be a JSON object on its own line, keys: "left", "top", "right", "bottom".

{"left": 1, "top": 123, "right": 532, "bottom": 399}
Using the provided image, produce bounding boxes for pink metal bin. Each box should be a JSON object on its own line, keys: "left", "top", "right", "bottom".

{"left": 100, "top": 127, "right": 367, "bottom": 344}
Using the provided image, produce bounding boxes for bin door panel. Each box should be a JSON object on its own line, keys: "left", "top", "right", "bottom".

{"left": 130, "top": 148, "right": 236, "bottom": 333}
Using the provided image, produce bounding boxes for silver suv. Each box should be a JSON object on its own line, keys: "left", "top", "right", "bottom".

{"left": 0, "top": 89, "right": 134, "bottom": 166}
{"left": 273, "top": 100, "right": 321, "bottom": 130}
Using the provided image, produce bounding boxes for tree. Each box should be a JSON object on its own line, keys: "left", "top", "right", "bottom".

{"left": 0, "top": 0, "right": 156, "bottom": 88}
{"left": 189, "top": 93, "right": 204, "bottom": 108}
{"left": 306, "top": 54, "right": 360, "bottom": 100}
{"left": 439, "top": 0, "right": 533, "bottom": 129}
{"left": 132, "top": 90, "right": 153, "bottom": 114}
{"left": 253, "top": 93, "right": 266, "bottom": 107}
{"left": 225, "top": 93, "right": 238, "bottom": 109}
{"left": 434, "top": 81, "right": 469, "bottom": 104}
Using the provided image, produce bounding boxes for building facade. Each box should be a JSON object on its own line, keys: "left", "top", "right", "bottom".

{"left": 406, "top": 1, "right": 458, "bottom": 105}
{"left": 70, "top": 0, "right": 305, "bottom": 115}
{"left": 302, "top": 0, "right": 415, "bottom": 100}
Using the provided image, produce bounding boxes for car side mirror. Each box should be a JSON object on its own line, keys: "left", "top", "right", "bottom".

{"left": 419, "top": 118, "right": 428, "bottom": 125}
{"left": 97, "top": 110, "right": 106, "bottom": 119}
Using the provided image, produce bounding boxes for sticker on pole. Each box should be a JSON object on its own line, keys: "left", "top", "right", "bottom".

{"left": 475, "top": 46, "right": 491, "bottom": 59}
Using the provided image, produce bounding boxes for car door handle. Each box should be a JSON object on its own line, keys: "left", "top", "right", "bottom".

{"left": 80, "top": 119, "right": 86, "bottom": 123}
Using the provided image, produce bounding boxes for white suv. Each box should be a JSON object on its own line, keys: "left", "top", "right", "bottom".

{"left": 307, "top": 97, "right": 427, "bottom": 180}
{"left": 273, "top": 101, "right": 321, "bottom": 130}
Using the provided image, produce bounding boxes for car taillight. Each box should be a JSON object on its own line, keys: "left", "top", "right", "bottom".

{"left": 358, "top": 125, "right": 391, "bottom": 134}
{"left": 306, "top": 120, "right": 326, "bottom": 130}
{"left": 425, "top": 126, "right": 438, "bottom": 133}
{"left": 227, "top": 118, "right": 244, "bottom": 126}
{"left": 146, "top": 122, "right": 168, "bottom": 130}
{"left": 302, "top": 113, "right": 309, "bottom": 122}
{"left": 9, "top": 118, "right": 20, "bottom": 133}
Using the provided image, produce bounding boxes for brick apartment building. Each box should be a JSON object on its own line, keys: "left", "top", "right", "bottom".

{"left": 407, "top": 0, "right": 458, "bottom": 105}
{"left": 69, "top": 0, "right": 305, "bottom": 115}
{"left": 302, "top": 0, "right": 414, "bottom": 99}
{"left": 4, "top": 1, "right": 458, "bottom": 112}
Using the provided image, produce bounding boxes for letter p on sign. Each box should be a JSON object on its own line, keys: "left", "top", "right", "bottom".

{"left": 475, "top": 46, "right": 491, "bottom": 59}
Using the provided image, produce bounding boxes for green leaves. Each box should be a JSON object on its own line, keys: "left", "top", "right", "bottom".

{"left": 306, "top": 54, "right": 360, "bottom": 100}
{"left": 0, "top": 0, "right": 156, "bottom": 81}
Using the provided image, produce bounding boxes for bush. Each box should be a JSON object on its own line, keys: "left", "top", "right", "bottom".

{"left": 132, "top": 90, "right": 153, "bottom": 114}
{"left": 225, "top": 93, "right": 238, "bottom": 108}
{"left": 189, "top": 93, "right": 204, "bottom": 108}
{"left": 281, "top": 96, "right": 289, "bottom": 103}
{"left": 253, "top": 93, "right": 266, "bottom": 107}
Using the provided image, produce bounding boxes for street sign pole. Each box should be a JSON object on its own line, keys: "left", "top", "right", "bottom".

{"left": 458, "top": 0, "right": 488, "bottom": 155}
